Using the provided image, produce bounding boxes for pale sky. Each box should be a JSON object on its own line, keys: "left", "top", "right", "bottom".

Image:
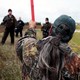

{"left": 0, "top": 0, "right": 80, "bottom": 23}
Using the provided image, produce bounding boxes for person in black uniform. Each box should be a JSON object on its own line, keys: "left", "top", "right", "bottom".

{"left": 41, "top": 18, "right": 51, "bottom": 38}
{"left": 15, "top": 17, "right": 24, "bottom": 37}
{"left": 1, "top": 9, "right": 16, "bottom": 45}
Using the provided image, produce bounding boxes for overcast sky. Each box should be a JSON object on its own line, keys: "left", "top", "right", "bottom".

{"left": 0, "top": 0, "right": 80, "bottom": 23}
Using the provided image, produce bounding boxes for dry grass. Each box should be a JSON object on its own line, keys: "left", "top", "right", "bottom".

{"left": 0, "top": 32, "right": 22, "bottom": 80}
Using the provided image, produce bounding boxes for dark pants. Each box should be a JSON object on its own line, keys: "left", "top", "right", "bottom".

{"left": 42, "top": 31, "right": 49, "bottom": 38}
{"left": 16, "top": 29, "right": 23, "bottom": 37}
{"left": 1, "top": 28, "right": 14, "bottom": 44}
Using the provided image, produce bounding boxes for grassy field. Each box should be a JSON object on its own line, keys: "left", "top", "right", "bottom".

{"left": 0, "top": 33, "right": 22, "bottom": 80}
{"left": 76, "top": 24, "right": 80, "bottom": 30}
{"left": 0, "top": 25, "right": 80, "bottom": 80}
{"left": 69, "top": 32, "right": 80, "bottom": 54}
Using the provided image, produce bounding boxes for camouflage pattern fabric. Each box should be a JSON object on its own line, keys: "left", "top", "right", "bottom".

{"left": 62, "top": 53, "right": 80, "bottom": 80}
{"left": 16, "top": 36, "right": 75, "bottom": 80}
{"left": 16, "top": 36, "right": 43, "bottom": 80}
{"left": 23, "top": 37, "right": 37, "bottom": 63}
{"left": 24, "top": 28, "right": 36, "bottom": 38}
{"left": 22, "top": 37, "right": 40, "bottom": 79}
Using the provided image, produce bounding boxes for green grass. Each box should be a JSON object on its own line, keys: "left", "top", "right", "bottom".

{"left": 0, "top": 32, "right": 22, "bottom": 80}
{"left": 36, "top": 29, "right": 42, "bottom": 40}
{"left": 0, "top": 45, "right": 22, "bottom": 80}
{"left": 0, "top": 28, "right": 80, "bottom": 80}
{"left": 76, "top": 24, "right": 80, "bottom": 30}
{"left": 71, "top": 32, "right": 80, "bottom": 45}
{"left": 69, "top": 32, "right": 80, "bottom": 54}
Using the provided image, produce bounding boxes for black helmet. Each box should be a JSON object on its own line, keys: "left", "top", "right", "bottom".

{"left": 51, "top": 15, "right": 76, "bottom": 43}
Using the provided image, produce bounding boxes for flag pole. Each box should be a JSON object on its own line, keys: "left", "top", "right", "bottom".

{"left": 30, "top": 0, "right": 35, "bottom": 21}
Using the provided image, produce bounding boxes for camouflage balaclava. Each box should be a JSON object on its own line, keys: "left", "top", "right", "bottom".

{"left": 51, "top": 15, "right": 76, "bottom": 43}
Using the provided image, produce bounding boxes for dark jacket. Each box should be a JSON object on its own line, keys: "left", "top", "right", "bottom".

{"left": 3, "top": 15, "right": 16, "bottom": 29}
{"left": 41, "top": 22, "right": 51, "bottom": 33}
{"left": 16, "top": 20, "right": 24, "bottom": 30}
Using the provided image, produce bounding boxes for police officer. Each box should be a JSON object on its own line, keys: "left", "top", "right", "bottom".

{"left": 1, "top": 9, "right": 16, "bottom": 45}
{"left": 41, "top": 18, "right": 51, "bottom": 38}
{"left": 15, "top": 17, "right": 24, "bottom": 37}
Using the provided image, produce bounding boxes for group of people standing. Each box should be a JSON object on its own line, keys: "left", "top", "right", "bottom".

{"left": 1, "top": 9, "right": 24, "bottom": 45}
{"left": 1, "top": 9, "right": 52, "bottom": 45}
